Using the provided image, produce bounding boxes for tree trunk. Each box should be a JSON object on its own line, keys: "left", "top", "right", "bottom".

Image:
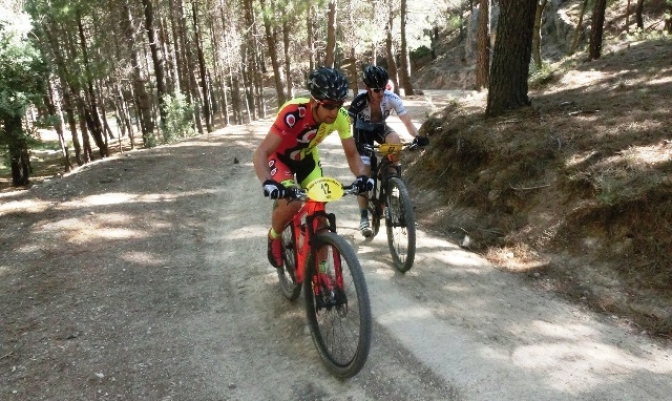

{"left": 348, "top": 47, "right": 358, "bottom": 96}
{"left": 96, "top": 81, "right": 114, "bottom": 144}
{"left": 568, "top": 0, "right": 589, "bottom": 55}
{"left": 63, "top": 26, "right": 93, "bottom": 162}
{"left": 76, "top": 9, "right": 108, "bottom": 158}
{"left": 122, "top": 0, "right": 155, "bottom": 146}
{"left": 76, "top": 98, "right": 94, "bottom": 163}
{"left": 192, "top": 1, "right": 213, "bottom": 132}
{"left": 635, "top": 0, "right": 645, "bottom": 29}
{"left": 307, "top": 4, "right": 316, "bottom": 72}
{"left": 399, "top": 0, "right": 414, "bottom": 95}
{"left": 324, "top": 0, "right": 338, "bottom": 67}
{"left": 142, "top": 0, "right": 168, "bottom": 131}
{"left": 46, "top": 79, "right": 72, "bottom": 172}
{"left": 283, "top": 16, "right": 293, "bottom": 101}
{"left": 4, "top": 115, "right": 30, "bottom": 186}
{"left": 475, "top": 0, "right": 490, "bottom": 90}
{"left": 180, "top": 1, "right": 204, "bottom": 135}
{"left": 216, "top": 7, "right": 232, "bottom": 125}
{"left": 174, "top": 0, "right": 201, "bottom": 135}
{"left": 386, "top": 11, "right": 400, "bottom": 96}
{"left": 159, "top": 17, "right": 176, "bottom": 95}
{"left": 486, "top": 0, "right": 537, "bottom": 116}
{"left": 41, "top": 23, "right": 82, "bottom": 165}
{"left": 625, "top": 0, "right": 632, "bottom": 32}
{"left": 260, "top": 0, "right": 287, "bottom": 107}
{"left": 241, "top": 0, "right": 258, "bottom": 121}
{"left": 532, "top": 0, "right": 548, "bottom": 69}
{"left": 168, "top": 0, "right": 184, "bottom": 95}
{"left": 241, "top": 44, "right": 255, "bottom": 122}
{"left": 62, "top": 86, "right": 84, "bottom": 165}
{"left": 589, "top": 0, "right": 608, "bottom": 60}
{"left": 208, "top": 17, "right": 228, "bottom": 125}
{"left": 232, "top": 77, "right": 243, "bottom": 124}
{"left": 250, "top": 8, "right": 266, "bottom": 119}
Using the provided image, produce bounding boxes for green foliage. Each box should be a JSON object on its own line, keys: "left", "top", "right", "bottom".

{"left": 626, "top": 27, "right": 670, "bottom": 41}
{"left": 410, "top": 45, "right": 432, "bottom": 61}
{"left": 1, "top": 8, "right": 47, "bottom": 172}
{"left": 0, "top": 16, "right": 47, "bottom": 120}
{"left": 161, "top": 92, "right": 195, "bottom": 144}
{"left": 528, "top": 61, "right": 555, "bottom": 89}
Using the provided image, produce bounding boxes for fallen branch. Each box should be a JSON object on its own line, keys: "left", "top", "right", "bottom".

{"left": 509, "top": 183, "right": 550, "bottom": 191}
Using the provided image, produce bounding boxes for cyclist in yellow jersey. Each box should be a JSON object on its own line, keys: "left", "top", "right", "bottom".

{"left": 253, "top": 67, "right": 374, "bottom": 269}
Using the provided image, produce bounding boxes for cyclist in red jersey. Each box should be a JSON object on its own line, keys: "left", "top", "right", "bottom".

{"left": 253, "top": 67, "right": 374, "bottom": 269}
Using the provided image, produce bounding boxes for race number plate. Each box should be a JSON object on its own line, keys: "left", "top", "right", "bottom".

{"left": 378, "top": 143, "right": 404, "bottom": 155}
{"left": 306, "top": 177, "right": 344, "bottom": 202}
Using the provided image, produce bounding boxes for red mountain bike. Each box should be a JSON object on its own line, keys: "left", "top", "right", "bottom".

{"left": 273, "top": 177, "right": 372, "bottom": 378}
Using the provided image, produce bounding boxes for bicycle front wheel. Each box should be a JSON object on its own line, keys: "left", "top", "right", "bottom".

{"left": 277, "top": 224, "right": 301, "bottom": 300}
{"left": 304, "top": 232, "right": 372, "bottom": 378}
{"left": 385, "top": 177, "right": 416, "bottom": 273}
{"left": 367, "top": 179, "right": 383, "bottom": 237}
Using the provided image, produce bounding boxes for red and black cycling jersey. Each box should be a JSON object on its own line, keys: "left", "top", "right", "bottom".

{"left": 270, "top": 98, "right": 351, "bottom": 163}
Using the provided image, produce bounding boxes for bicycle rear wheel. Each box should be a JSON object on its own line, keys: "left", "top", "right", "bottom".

{"left": 385, "top": 177, "right": 416, "bottom": 273}
{"left": 277, "top": 225, "right": 301, "bottom": 300}
{"left": 304, "top": 232, "right": 372, "bottom": 378}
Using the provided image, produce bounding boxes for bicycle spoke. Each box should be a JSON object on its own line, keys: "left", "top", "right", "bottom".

{"left": 305, "top": 232, "right": 371, "bottom": 378}
{"left": 385, "top": 177, "right": 416, "bottom": 273}
{"left": 278, "top": 225, "right": 301, "bottom": 300}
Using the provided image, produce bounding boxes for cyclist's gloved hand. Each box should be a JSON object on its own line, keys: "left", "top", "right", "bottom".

{"left": 353, "top": 175, "right": 375, "bottom": 194}
{"left": 262, "top": 179, "right": 288, "bottom": 199}
{"left": 413, "top": 136, "right": 430, "bottom": 147}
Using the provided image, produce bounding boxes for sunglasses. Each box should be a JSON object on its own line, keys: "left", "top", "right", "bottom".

{"left": 371, "top": 88, "right": 384, "bottom": 93}
{"left": 317, "top": 100, "right": 344, "bottom": 110}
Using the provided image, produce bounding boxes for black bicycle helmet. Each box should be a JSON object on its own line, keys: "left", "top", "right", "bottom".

{"left": 306, "top": 67, "right": 349, "bottom": 102}
{"left": 362, "top": 65, "right": 389, "bottom": 89}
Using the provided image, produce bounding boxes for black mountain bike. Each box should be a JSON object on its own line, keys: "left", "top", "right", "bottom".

{"left": 362, "top": 142, "right": 419, "bottom": 273}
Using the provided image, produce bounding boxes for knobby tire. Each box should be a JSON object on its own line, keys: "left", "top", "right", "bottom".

{"left": 385, "top": 177, "right": 416, "bottom": 273}
{"left": 367, "top": 179, "right": 383, "bottom": 237}
{"left": 304, "top": 232, "right": 372, "bottom": 378}
{"left": 273, "top": 200, "right": 301, "bottom": 300}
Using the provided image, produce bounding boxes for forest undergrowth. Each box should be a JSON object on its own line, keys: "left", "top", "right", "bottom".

{"left": 407, "top": 28, "right": 672, "bottom": 339}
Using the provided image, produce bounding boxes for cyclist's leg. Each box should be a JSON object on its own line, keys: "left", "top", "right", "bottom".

{"left": 268, "top": 157, "right": 301, "bottom": 234}
{"left": 297, "top": 152, "right": 332, "bottom": 273}
{"left": 354, "top": 130, "right": 375, "bottom": 236}
{"left": 267, "top": 157, "right": 301, "bottom": 268}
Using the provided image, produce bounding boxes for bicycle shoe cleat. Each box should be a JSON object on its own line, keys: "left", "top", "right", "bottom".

{"left": 267, "top": 232, "right": 283, "bottom": 268}
{"left": 359, "top": 217, "right": 373, "bottom": 237}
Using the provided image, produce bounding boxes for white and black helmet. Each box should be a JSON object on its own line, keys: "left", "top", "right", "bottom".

{"left": 306, "top": 67, "right": 349, "bottom": 102}
{"left": 362, "top": 65, "right": 389, "bottom": 89}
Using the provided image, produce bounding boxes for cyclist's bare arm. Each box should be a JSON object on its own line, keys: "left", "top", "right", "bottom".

{"left": 341, "top": 136, "right": 368, "bottom": 177}
{"left": 398, "top": 113, "right": 420, "bottom": 139}
{"left": 253, "top": 131, "right": 282, "bottom": 183}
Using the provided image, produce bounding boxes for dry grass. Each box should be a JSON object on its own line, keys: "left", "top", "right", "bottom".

{"left": 408, "top": 33, "right": 672, "bottom": 338}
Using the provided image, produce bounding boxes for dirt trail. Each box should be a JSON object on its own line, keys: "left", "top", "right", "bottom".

{"left": 1, "top": 94, "right": 671, "bottom": 401}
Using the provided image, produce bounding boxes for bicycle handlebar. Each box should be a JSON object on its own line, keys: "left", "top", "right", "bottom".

{"left": 282, "top": 181, "right": 359, "bottom": 202}
{"left": 360, "top": 142, "right": 422, "bottom": 155}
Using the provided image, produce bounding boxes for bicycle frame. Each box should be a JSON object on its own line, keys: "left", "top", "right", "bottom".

{"left": 368, "top": 143, "right": 410, "bottom": 202}
{"left": 288, "top": 199, "right": 338, "bottom": 285}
